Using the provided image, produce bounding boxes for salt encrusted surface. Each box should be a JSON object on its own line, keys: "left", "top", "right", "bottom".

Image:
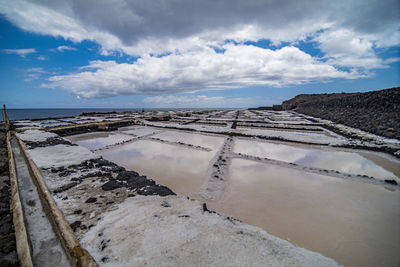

{"left": 27, "top": 144, "right": 100, "bottom": 168}
{"left": 238, "top": 128, "right": 345, "bottom": 145}
{"left": 81, "top": 195, "right": 340, "bottom": 267}
{"left": 118, "top": 125, "right": 163, "bottom": 137}
{"left": 13, "top": 120, "right": 40, "bottom": 130}
{"left": 144, "top": 121, "right": 346, "bottom": 145}
{"left": 16, "top": 129, "right": 57, "bottom": 142}
{"left": 201, "top": 136, "right": 233, "bottom": 200}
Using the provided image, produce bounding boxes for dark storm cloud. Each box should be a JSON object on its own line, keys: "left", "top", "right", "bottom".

{"left": 2, "top": 0, "right": 398, "bottom": 48}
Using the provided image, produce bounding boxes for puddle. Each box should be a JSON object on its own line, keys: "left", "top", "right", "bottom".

{"left": 208, "top": 159, "right": 400, "bottom": 267}
{"left": 99, "top": 140, "right": 214, "bottom": 197}
{"left": 234, "top": 139, "right": 399, "bottom": 182}
{"left": 66, "top": 132, "right": 133, "bottom": 150}
{"left": 152, "top": 130, "right": 225, "bottom": 150}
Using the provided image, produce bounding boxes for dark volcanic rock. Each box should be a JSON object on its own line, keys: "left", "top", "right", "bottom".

{"left": 0, "top": 217, "right": 13, "bottom": 235}
{"left": 90, "top": 158, "right": 125, "bottom": 172}
{"left": 126, "top": 175, "right": 155, "bottom": 188}
{"left": 51, "top": 166, "right": 65, "bottom": 173}
{"left": 116, "top": 171, "right": 156, "bottom": 188}
{"left": 101, "top": 169, "right": 175, "bottom": 196}
{"left": 0, "top": 162, "right": 8, "bottom": 175}
{"left": 24, "top": 137, "right": 74, "bottom": 149}
{"left": 51, "top": 120, "right": 134, "bottom": 137}
{"left": 283, "top": 87, "right": 400, "bottom": 140}
{"left": 85, "top": 197, "right": 97, "bottom": 203}
{"left": 116, "top": 170, "right": 140, "bottom": 180}
{"left": 202, "top": 203, "right": 215, "bottom": 213}
{"left": 53, "top": 182, "right": 78, "bottom": 194}
{"left": 0, "top": 124, "right": 19, "bottom": 266}
{"left": 101, "top": 171, "right": 156, "bottom": 191}
{"left": 70, "top": 221, "right": 82, "bottom": 231}
{"left": 58, "top": 170, "right": 75, "bottom": 177}
{"left": 137, "top": 185, "right": 175, "bottom": 196}
{"left": 0, "top": 233, "right": 17, "bottom": 254}
{"left": 101, "top": 180, "right": 123, "bottom": 191}
{"left": 74, "top": 209, "right": 82, "bottom": 215}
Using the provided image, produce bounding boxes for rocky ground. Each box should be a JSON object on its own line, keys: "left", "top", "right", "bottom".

{"left": 282, "top": 87, "right": 400, "bottom": 139}
{"left": 0, "top": 123, "right": 19, "bottom": 267}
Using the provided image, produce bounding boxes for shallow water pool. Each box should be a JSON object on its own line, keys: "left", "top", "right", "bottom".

{"left": 99, "top": 140, "right": 215, "bottom": 197}
{"left": 65, "top": 132, "right": 133, "bottom": 150}
{"left": 68, "top": 130, "right": 400, "bottom": 267}
{"left": 208, "top": 158, "right": 400, "bottom": 267}
{"left": 234, "top": 139, "right": 399, "bottom": 182}
{"left": 152, "top": 130, "right": 225, "bottom": 151}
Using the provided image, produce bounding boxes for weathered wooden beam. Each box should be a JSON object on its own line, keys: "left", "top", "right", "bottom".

{"left": 16, "top": 137, "right": 98, "bottom": 267}
{"left": 6, "top": 132, "right": 34, "bottom": 267}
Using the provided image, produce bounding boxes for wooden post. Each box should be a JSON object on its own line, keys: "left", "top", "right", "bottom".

{"left": 2, "top": 104, "right": 5, "bottom": 123}
{"left": 3, "top": 104, "right": 10, "bottom": 131}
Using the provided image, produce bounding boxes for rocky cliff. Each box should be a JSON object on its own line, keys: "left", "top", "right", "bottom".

{"left": 283, "top": 87, "right": 400, "bottom": 139}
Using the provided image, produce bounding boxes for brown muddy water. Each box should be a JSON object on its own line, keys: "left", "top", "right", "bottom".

{"left": 100, "top": 140, "right": 215, "bottom": 197}
{"left": 210, "top": 159, "right": 400, "bottom": 267}
{"left": 69, "top": 130, "right": 400, "bottom": 267}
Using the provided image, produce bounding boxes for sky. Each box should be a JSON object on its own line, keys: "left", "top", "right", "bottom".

{"left": 0, "top": 0, "right": 399, "bottom": 109}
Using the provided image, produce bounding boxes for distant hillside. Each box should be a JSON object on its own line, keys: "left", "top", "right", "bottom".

{"left": 282, "top": 92, "right": 357, "bottom": 110}
{"left": 283, "top": 87, "right": 400, "bottom": 139}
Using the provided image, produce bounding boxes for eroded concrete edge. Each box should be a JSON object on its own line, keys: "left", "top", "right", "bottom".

{"left": 7, "top": 132, "right": 34, "bottom": 267}
{"left": 16, "top": 136, "right": 98, "bottom": 267}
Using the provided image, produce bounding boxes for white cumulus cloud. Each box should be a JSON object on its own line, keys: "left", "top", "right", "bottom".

{"left": 42, "top": 45, "right": 361, "bottom": 98}
{"left": 314, "top": 29, "right": 386, "bottom": 69}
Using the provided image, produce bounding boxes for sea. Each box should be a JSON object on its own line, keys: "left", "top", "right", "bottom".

{"left": 3, "top": 108, "right": 221, "bottom": 121}
{"left": 2, "top": 108, "right": 141, "bottom": 121}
